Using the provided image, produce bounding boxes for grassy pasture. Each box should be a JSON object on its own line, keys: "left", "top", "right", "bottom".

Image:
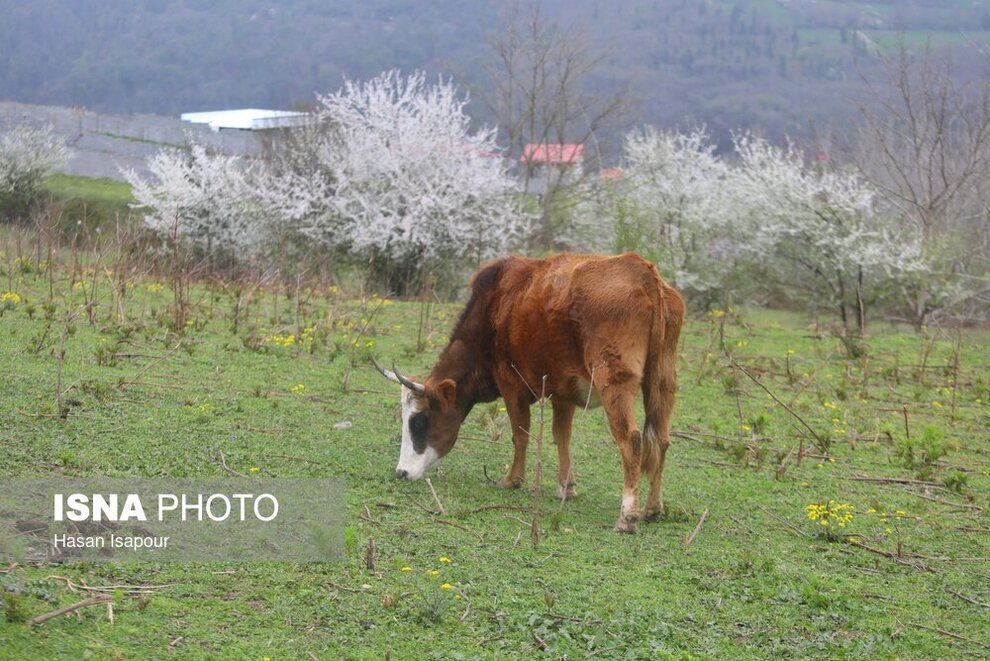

{"left": 0, "top": 246, "right": 988, "bottom": 659}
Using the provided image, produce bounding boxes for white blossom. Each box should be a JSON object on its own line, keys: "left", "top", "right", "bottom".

{"left": 0, "top": 124, "right": 69, "bottom": 206}
{"left": 262, "top": 70, "right": 528, "bottom": 264}
{"left": 122, "top": 144, "right": 265, "bottom": 254}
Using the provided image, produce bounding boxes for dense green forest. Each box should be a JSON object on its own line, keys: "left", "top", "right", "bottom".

{"left": 1, "top": 0, "right": 987, "bottom": 145}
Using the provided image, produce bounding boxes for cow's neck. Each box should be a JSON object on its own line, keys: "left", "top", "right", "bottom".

{"left": 429, "top": 337, "right": 498, "bottom": 415}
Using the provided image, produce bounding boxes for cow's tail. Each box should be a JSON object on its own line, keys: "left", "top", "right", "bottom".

{"left": 641, "top": 273, "right": 684, "bottom": 474}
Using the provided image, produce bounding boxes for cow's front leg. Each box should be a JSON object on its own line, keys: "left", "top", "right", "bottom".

{"left": 499, "top": 398, "right": 530, "bottom": 489}
{"left": 552, "top": 400, "right": 577, "bottom": 500}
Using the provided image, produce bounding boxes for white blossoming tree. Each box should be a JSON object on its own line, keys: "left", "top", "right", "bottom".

{"left": 261, "top": 70, "right": 528, "bottom": 293}
{"left": 123, "top": 143, "right": 264, "bottom": 256}
{"left": 0, "top": 124, "right": 69, "bottom": 220}
{"left": 732, "top": 133, "right": 925, "bottom": 332}
{"left": 621, "top": 127, "right": 743, "bottom": 303}
{"left": 590, "top": 126, "right": 926, "bottom": 329}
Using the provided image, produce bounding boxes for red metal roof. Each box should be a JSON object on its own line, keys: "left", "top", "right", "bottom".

{"left": 520, "top": 143, "right": 584, "bottom": 165}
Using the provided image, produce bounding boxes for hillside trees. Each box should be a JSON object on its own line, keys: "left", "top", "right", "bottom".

{"left": 0, "top": 124, "right": 69, "bottom": 221}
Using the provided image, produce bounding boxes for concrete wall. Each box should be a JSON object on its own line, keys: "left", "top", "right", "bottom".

{"left": 0, "top": 100, "right": 265, "bottom": 181}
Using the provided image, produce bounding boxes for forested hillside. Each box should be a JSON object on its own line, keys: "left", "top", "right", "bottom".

{"left": 1, "top": 0, "right": 987, "bottom": 144}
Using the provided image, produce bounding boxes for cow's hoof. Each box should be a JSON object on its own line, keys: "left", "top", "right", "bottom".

{"left": 555, "top": 483, "right": 577, "bottom": 500}
{"left": 613, "top": 516, "right": 638, "bottom": 534}
{"left": 498, "top": 475, "right": 524, "bottom": 489}
{"left": 642, "top": 507, "right": 663, "bottom": 523}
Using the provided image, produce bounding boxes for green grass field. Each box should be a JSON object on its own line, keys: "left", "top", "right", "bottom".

{"left": 1, "top": 248, "right": 988, "bottom": 659}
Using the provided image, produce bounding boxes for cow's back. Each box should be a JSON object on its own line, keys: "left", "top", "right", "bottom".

{"left": 487, "top": 253, "right": 670, "bottom": 402}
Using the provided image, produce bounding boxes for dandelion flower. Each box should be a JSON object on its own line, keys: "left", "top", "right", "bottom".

{"left": 440, "top": 583, "right": 452, "bottom": 590}
{"left": 438, "top": 556, "right": 451, "bottom": 563}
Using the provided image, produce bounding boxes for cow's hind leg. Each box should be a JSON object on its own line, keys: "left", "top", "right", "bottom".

{"left": 601, "top": 377, "right": 644, "bottom": 533}
{"left": 641, "top": 373, "right": 674, "bottom": 522}
{"left": 499, "top": 397, "right": 531, "bottom": 489}
{"left": 552, "top": 400, "right": 577, "bottom": 500}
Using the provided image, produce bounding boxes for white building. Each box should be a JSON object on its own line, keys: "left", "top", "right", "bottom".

{"left": 180, "top": 108, "right": 309, "bottom": 132}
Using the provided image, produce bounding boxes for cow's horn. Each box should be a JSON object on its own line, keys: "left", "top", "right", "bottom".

{"left": 371, "top": 356, "right": 399, "bottom": 383}
{"left": 372, "top": 357, "right": 426, "bottom": 395}
{"left": 392, "top": 364, "right": 426, "bottom": 395}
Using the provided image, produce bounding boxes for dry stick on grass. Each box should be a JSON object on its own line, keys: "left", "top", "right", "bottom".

{"left": 55, "top": 309, "right": 77, "bottom": 419}
{"left": 908, "top": 621, "right": 990, "bottom": 650}
{"left": 341, "top": 295, "right": 388, "bottom": 392}
{"left": 117, "top": 341, "right": 184, "bottom": 391}
{"left": 29, "top": 595, "right": 114, "bottom": 626}
{"left": 45, "top": 575, "right": 175, "bottom": 595}
{"left": 432, "top": 518, "right": 484, "bottom": 541}
{"left": 218, "top": 450, "right": 247, "bottom": 477}
{"left": 913, "top": 491, "right": 984, "bottom": 514}
{"left": 683, "top": 508, "right": 710, "bottom": 546}
{"left": 946, "top": 589, "right": 990, "bottom": 608}
{"left": 531, "top": 375, "right": 548, "bottom": 549}
{"left": 508, "top": 363, "right": 549, "bottom": 548}
{"left": 845, "top": 538, "right": 935, "bottom": 572}
{"left": 755, "top": 504, "right": 808, "bottom": 538}
{"left": 731, "top": 359, "right": 830, "bottom": 453}
{"left": 425, "top": 478, "right": 446, "bottom": 516}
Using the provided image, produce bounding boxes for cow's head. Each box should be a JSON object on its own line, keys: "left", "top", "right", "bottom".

{"left": 373, "top": 359, "right": 462, "bottom": 480}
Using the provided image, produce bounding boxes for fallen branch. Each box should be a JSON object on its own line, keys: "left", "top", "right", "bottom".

{"left": 683, "top": 508, "right": 709, "bottom": 546}
{"left": 118, "top": 341, "right": 184, "bottom": 391}
{"left": 731, "top": 360, "right": 829, "bottom": 452}
{"left": 946, "top": 589, "right": 989, "bottom": 608}
{"left": 425, "top": 478, "right": 447, "bottom": 516}
{"left": 29, "top": 595, "right": 113, "bottom": 626}
{"left": 909, "top": 621, "right": 990, "bottom": 650}
{"left": 845, "top": 475, "right": 958, "bottom": 496}
{"left": 845, "top": 538, "right": 934, "bottom": 572}
{"left": 218, "top": 450, "right": 247, "bottom": 477}
{"left": 755, "top": 504, "right": 807, "bottom": 538}
{"left": 431, "top": 518, "right": 484, "bottom": 541}
{"left": 913, "top": 491, "right": 984, "bottom": 513}
{"left": 327, "top": 581, "right": 365, "bottom": 594}
{"left": 44, "top": 575, "right": 174, "bottom": 595}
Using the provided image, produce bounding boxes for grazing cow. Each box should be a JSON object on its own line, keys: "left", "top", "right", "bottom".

{"left": 374, "top": 252, "right": 684, "bottom": 533}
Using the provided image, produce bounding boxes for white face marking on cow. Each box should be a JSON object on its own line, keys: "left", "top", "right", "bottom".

{"left": 395, "top": 386, "right": 441, "bottom": 480}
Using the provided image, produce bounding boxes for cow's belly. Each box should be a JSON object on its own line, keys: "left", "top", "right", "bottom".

{"left": 573, "top": 377, "right": 603, "bottom": 409}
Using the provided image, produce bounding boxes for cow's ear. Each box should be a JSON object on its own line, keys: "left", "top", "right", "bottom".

{"left": 433, "top": 379, "right": 457, "bottom": 411}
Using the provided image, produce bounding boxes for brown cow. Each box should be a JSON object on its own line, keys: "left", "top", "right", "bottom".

{"left": 375, "top": 252, "right": 684, "bottom": 533}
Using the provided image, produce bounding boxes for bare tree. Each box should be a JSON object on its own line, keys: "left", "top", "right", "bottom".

{"left": 482, "top": 1, "right": 629, "bottom": 249}
{"left": 852, "top": 41, "right": 990, "bottom": 328}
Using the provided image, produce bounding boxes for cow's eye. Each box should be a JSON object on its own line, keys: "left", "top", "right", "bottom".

{"left": 409, "top": 413, "right": 428, "bottom": 436}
